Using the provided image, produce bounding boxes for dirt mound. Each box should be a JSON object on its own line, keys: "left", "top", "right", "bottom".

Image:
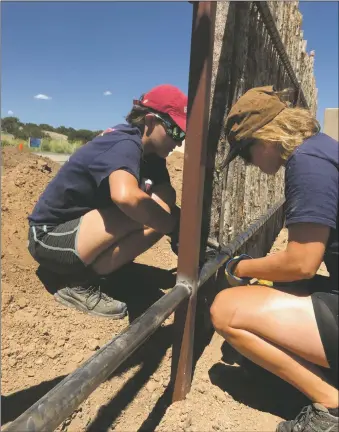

{"left": 1, "top": 148, "right": 184, "bottom": 431}
{"left": 1, "top": 146, "right": 38, "bottom": 170}
{"left": 1, "top": 148, "right": 60, "bottom": 274}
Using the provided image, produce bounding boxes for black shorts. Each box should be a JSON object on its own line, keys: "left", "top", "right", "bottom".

{"left": 308, "top": 275, "right": 338, "bottom": 384}
{"left": 28, "top": 218, "right": 88, "bottom": 276}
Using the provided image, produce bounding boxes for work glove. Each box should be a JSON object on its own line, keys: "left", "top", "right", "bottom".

{"left": 225, "top": 254, "right": 274, "bottom": 287}
{"left": 225, "top": 254, "right": 253, "bottom": 287}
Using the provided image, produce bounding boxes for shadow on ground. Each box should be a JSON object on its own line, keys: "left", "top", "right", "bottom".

{"left": 86, "top": 285, "right": 216, "bottom": 432}
{"left": 1, "top": 375, "right": 67, "bottom": 425}
{"left": 209, "top": 341, "right": 309, "bottom": 420}
{"left": 36, "top": 262, "right": 176, "bottom": 323}
{"left": 5, "top": 262, "right": 215, "bottom": 431}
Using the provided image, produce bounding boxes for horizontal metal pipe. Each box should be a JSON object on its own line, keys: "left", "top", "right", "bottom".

{"left": 4, "top": 284, "right": 190, "bottom": 432}
{"left": 198, "top": 199, "right": 285, "bottom": 287}
{"left": 6, "top": 199, "right": 284, "bottom": 432}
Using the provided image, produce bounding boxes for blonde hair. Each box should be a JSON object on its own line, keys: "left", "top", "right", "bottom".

{"left": 252, "top": 107, "right": 320, "bottom": 160}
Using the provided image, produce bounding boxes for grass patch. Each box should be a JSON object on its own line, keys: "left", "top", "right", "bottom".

{"left": 1, "top": 135, "right": 83, "bottom": 154}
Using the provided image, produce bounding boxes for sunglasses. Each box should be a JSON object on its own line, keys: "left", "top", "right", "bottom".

{"left": 152, "top": 113, "right": 186, "bottom": 142}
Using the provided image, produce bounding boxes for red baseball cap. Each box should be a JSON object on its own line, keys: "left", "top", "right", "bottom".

{"left": 133, "top": 84, "right": 188, "bottom": 132}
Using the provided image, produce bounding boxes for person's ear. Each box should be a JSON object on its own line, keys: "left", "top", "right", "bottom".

{"left": 144, "top": 113, "right": 155, "bottom": 135}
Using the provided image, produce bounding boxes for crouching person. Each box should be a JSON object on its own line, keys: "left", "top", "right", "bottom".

{"left": 210, "top": 86, "right": 338, "bottom": 431}
{"left": 28, "top": 84, "right": 187, "bottom": 319}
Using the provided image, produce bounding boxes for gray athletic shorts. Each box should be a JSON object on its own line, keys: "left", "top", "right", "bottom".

{"left": 28, "top": 218, "right": 88, "bottom": 276}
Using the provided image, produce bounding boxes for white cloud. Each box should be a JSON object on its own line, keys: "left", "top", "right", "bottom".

{"left": 8, "top": 110, "right": 14, "bottom": 115}
{"left": 103, "top": 90, "right": 112, "bottom": 96}
{"left": 34, "top": 94, "right": 52, "bottom": 100}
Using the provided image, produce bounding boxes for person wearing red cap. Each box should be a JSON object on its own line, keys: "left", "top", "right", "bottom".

{"left": 211, "top": 86, "right": 338, "bottom": 431}
{"left": 27, "top": 84, "right": 187, "bottom": 319}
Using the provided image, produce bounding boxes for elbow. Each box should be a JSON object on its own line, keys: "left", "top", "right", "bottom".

{"left": 296, "top": 262, "right": 318, "bottom": 280}
{"left": 111, "top": 190, "right": 138, "bottom": 209}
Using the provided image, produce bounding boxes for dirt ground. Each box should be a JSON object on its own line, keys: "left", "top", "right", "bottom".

{"left": 0, "top": 147, "right": 319, "bottom": 431}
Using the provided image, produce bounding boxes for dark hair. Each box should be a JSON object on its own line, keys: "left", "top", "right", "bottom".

{"left": 125, "top": 104, "right": 150, "bottom": 127}
{"left": 125, "top": 94, "right": 173, "bottom": 128}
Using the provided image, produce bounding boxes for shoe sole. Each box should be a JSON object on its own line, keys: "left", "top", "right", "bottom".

{"left": 54, "top": 293, "right": 128, "bottom": 319}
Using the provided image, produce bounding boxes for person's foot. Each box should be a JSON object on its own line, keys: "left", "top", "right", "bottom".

{"left": 54, "top": 282, "right": 128, "bottom": 319}
{"left": 276, "top": 403, "right": 338, "bottom": 432}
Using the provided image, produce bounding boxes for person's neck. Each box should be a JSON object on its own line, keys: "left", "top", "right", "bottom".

{"left": 141, "top": 134, "right": 153, "bottom": 155}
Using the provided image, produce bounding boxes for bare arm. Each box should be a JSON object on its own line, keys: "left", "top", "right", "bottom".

{"left": 109, "top": 170, "right": 175, "bottom": 234}
{"left": 235, "top": 223, "right": 330, "bottom": 282}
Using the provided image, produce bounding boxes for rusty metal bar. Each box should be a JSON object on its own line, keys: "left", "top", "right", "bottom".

{"left": 171, "top": 1, "right": 217, "bottom": 402}
{"left": 3, "top": 284, "right": 191, "bottom": 432}
{"left": 255, "top": 1, "right": 308, "bottom": 108}
{"left": 199, "top": 199, "right": 285, "bottom": 287}
{"left": 4, "top": 199, "right": 285, "bottom": 432}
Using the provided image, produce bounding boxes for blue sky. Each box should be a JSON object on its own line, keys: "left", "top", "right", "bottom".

{"left": 1, "top": 1, "right": 338, "bottom": 131}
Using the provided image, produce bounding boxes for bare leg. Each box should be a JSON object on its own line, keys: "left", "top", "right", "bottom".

{"left": 53, "top": 185, "right": 177, "bottom": 317}
{"left": 210, "top": 285, "right": 338, "bottom": 408}
{"left": 92, "top": 227, "right": 162, "bottom": 275}
{"left": 76, "top": 184, "right": 176, "bottom": 267}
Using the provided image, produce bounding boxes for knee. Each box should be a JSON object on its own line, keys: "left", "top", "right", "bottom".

{"left": 210, "top": 289, "right": 238, "bottom": 336}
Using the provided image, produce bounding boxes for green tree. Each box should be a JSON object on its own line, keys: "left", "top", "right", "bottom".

{"left": 55, "top": 126, "right": 70, "bottom": 136}
{"left": 1, "top": 116, "right": 21, "bottom": 135}
{"left": 68, "top": 129, "right": 96, "bottom": 144}
{"left": 39, "top": 123, "right": 55, "bottom": 132}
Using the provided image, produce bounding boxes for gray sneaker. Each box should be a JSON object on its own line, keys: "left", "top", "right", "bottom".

{"left": 54, "top": 282, "right": 128, "bottom": 319}
{"left": 276, "top": 403, "right": 338, "bottom": 432}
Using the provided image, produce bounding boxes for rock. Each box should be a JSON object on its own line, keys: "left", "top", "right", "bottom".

{"left": 182, "top": 417, "right": 192, "bottom": 429}
{"left": 71, "top": 353, "right": 84, "bottom": 364}
{"left": 180, "top": 413, "right": 188, "bottom": 422}
{"left": 35, "top": 357, "right": 44, "bottom": 365}
{"left": 146, "top": 381, "right": 158, "bottom": 393}
{"left": 213, "top": 391, "right": 226, "bottom": 402}
{"left": 22, "top": 342, "right": 35, "bottom": 354}
{"left": 46, "top": 349, "right": 62, "bottom": 359}
{"left": 68, "top": 416, "right": 83, "bottom": 431}
{"left": 8, "top": 358, "right": 17, "bottom": 367}
{"left": 151, "top": 392, "right": 159, "bottom": 402}
{"left": 87, "top": 339, "right": 100, "bottom": 351}
{"left": 27, "top": 371, "right": 35, "bottom": 377}
{"left": 196, "top": 383, "right": 206, "bottom": 394}
{"left": 30, "top": 308, "right": 38, "bottom": 316}
{"left": 2, "top": 348, "right": 11, "bottom": 357}
{"left": 57, "top": 339, "right": 66, "bottom": 347}
{"left": 2, "top": 294, "right": 14, "bottom": 308}
{"left": 17, "top": 297, "right": 28, "bottom": 308}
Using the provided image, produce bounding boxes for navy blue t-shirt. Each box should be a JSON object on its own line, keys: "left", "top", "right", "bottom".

{"left": 284, "top": 132, "right": 338, "bottom": 282}
{"left": 28, "top": 124, "right": 170, "bottom": 225}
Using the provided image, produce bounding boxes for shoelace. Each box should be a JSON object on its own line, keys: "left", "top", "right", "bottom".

{"left": 291, "top": 405, "right": 313, "bottom": 430}
{"left": 85, "top": 285, "right": 103, "bottom": 310}
{"left": 85, "top": 284, "right": 116, "bottom": 310}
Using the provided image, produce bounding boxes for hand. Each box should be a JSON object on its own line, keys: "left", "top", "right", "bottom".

{"left": 225, "top": 254, "right": 253, "bottom": 287}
